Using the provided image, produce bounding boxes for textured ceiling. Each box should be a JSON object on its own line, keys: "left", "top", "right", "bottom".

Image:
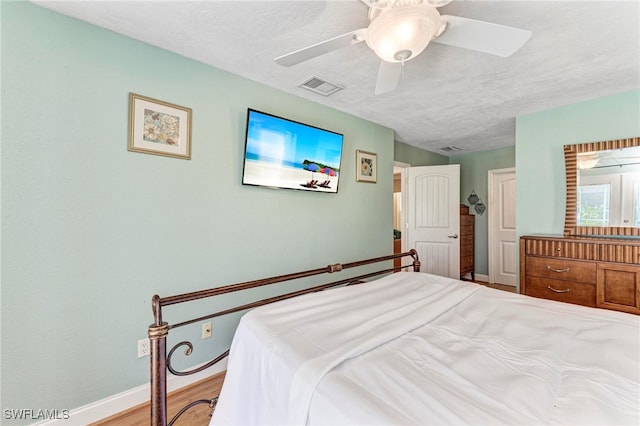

{"left": 31, "top": 0, "right": 640, "bottom": 155}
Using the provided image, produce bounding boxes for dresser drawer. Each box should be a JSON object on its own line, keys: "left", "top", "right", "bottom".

{"left": 461, "top": 215, "right": 474, "bottom": 226}
{"left": 525, "top": 256, "right": 596, "bottom": 284}
{"left": 460, "top": 235, "right": 473, "bottom": 248}
{"left": 460, "top": 225, "right": 474, "bottom": 236}
{"left": 461, "top": 255, "right": 474, "bottom": 270}
{"left": 525, "top": 276, "right": 596, "bottom": 307}
{"left": 460, "top": 243, "right": 474, "bottom": 257}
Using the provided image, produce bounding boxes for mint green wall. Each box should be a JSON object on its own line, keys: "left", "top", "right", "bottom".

{"left": 394, "top": 140, "right": 448, "bottom": 166}
{"left": 516, "top": 89, "right": 640, "bottom": 238}
{"left": 449, "top": 146, "right": 515, "bottom": 276}
{"left": 1, "top": 2, "right": 395, "bottom": 418}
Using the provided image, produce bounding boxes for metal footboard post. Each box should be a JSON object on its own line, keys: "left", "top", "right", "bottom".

{"left": 410, "top": 249, "right": 421, "bottom": 272}
{"left": 149, "top": 295, "right": 169, "bottom": 426}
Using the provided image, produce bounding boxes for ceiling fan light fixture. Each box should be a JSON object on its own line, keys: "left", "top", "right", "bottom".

{"left": 578, "top": 152, "right": 599, "bottom": 170}
{"left": 366, "top": 4, "right": 441, "bottom": 63}
{"left": 425, "top": 0, "right": 453, "bottom": 7}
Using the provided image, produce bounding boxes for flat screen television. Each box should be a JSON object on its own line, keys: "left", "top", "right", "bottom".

{"left": 242, "top": 109, "right": 344, "bottom": 193}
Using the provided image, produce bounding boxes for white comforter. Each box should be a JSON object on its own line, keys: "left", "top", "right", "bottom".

{"left": 211, "top": 272, "right": 640, "bottom": 425}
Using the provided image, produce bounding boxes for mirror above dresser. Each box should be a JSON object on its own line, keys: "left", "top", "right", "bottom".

{"left": 564, "top": 136, "right": 640, "bottom": 237}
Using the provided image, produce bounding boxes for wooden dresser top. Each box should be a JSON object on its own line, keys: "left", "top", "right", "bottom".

{"left": 521, "top": 234, "right": 640, "bottom": 247}
{"left": 520, "top": 234, "right": 640, "bottom": 264}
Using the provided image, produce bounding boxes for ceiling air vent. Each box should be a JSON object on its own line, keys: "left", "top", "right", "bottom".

{"left": 440, "top": 146, "right": 463, "bottom": 152}
{"left": 299, "top": 77, "right": 344, "bottom": 96}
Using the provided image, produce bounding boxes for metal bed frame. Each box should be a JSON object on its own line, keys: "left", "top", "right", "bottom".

{"left": 148, "top": 249, "right": 420, "bottom": 425}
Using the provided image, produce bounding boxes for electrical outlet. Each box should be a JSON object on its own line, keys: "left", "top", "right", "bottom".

{"left": 137, "top": 338, "right": 150, "bottom": 358}
{"left": 202, "top": 322, "right": 212, "bottom": 339}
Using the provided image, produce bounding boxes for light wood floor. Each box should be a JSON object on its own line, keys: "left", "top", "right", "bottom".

{"left": 91, "top": 372, "right": 225, "bottom": 426}
{"left": 477, "top": 281, "right": 518, "bottom": 293}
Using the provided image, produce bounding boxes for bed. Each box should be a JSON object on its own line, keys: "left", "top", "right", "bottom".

{"left": 148, "top": 250, "right": 640, "bottom": 425}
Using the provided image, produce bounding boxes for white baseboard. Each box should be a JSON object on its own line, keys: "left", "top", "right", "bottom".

{"left": 461, "top": 272, "right": 489, "bottom": 282}
{"left": 462, "top": 272, "right": 515, "bottom": 286}
{"left": 32, "top": 358, "right": 227, "bottom": 426}
{"left": 464, "top": 272, "right": 518, "bottom": 289}
{"left": 475, "top": 273, "right": 489, "bottom": 283}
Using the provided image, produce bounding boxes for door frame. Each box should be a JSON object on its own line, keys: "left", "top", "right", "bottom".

{"left": 394, "top": 161, "right": 410, "bottom": 254}
{"left": 488, "top": 167, "right": 516, "bottom": 285}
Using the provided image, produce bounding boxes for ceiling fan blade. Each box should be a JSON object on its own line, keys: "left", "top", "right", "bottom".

{"left": 274, "top": 29, "right": 367, "bottom": 67}
{"left": 374, "top": 60, "right": 402, "bottom": 95}
{"left": 433, "top": 15, "right": 531, "bottom": 57}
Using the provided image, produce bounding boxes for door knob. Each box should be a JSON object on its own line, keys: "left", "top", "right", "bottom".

{"left": 448, "top": 234, "right": 459, "bottom": 239}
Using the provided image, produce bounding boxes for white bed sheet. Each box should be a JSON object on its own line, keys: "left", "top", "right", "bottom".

{"left": 211, "top": 272, "right": 640, "bottom": 425}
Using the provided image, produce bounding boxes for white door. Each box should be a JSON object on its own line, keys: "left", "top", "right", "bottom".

{"left": 488, "top": 168, "right": 517, "bottom": 286}
{"left": 406, "top": 165, "right": 460, "bottom": 278}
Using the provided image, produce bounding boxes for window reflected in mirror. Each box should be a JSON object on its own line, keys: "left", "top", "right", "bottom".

{"left": 577, "top": 184, "right": 610, "bottom": 226}
{"left": 576, "top": 147, "right": 640, "bottom": 228}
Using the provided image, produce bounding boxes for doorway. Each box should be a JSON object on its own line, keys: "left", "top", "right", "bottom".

{"left": 488, "top": 167, "right": 517, "bottom": 287}
{"left": 393, "top": 162, "right": 410, "bottom": 265}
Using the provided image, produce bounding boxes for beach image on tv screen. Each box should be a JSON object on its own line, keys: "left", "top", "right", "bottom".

{"left": 242, "top": 110, "right": 343, "bottom": 193}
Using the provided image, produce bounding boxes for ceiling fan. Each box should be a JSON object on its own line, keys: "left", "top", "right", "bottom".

{"left": 274, "top": 0, "right": 532, "bottom": 95}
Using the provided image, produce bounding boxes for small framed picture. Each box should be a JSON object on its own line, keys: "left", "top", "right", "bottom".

{"left": 128, "top": 93, "right": 192, "bottom": 159}
{"left": 356, "top": 150, "right": 377, "bottom": 183}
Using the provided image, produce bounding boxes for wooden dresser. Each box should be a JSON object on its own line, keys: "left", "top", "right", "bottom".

{"left": 520, "top": 235, "right": 640, "bottom": 314}
{"left": 460, "top": 205, "right": 475, "bottom": 280}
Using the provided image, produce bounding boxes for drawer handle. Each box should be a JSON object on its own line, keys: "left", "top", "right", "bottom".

{"left": 547, "top": 265, "right": 570, "bottom": 273}
{"left": 547, "top": 285, "right": 571, "bottom": 293}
